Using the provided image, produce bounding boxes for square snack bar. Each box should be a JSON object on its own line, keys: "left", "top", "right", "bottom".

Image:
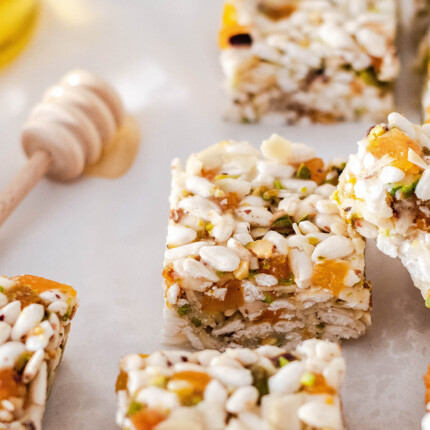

{"left": 0, "top": 275, "right": 77, "bottom": 430}
{"left": 116, "top": 339, "right": 345, "bottom": 430}
{"left": 219, "top": 0, "right": 399, "bottom": 124}
{"left": 336, "top": 113, "right": 430, "bottom": 305}
{"left": 162, "top": 135, "right": 371, "bottom": 350}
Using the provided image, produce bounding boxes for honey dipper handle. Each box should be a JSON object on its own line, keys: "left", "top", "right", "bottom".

{"left": 0, "top": 151, "right": 51, "bottom": 227}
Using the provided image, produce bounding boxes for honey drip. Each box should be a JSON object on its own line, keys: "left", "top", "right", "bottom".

{"left": 84, "top": 115, "right": 140, "bottom": 179}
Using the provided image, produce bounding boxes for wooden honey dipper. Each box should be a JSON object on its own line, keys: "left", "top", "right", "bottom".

{"left": 0, "top": 69, "right": 126, "bottom": 227}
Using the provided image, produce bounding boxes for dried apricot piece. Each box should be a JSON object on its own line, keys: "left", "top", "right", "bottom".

{"left": 211, "top": 192, "right": 241, "bottom": 210}
{"left": 131, "top": 408, "right": 166, "bottom": 430}
{"left": 12, "top": 275, "right": 76, "bottom": 298}
{"left": 219, "top": 3, "right": 251, "bottom": 49}
{"left": 260, "top": 255, "right": 292, "bottom": 280}
{"left": 162, "top": 265, "right": 177, "bottom": 288}
{"left": 425, "top": 365, "right": 430, "bottom": 404}
{"left": 170, "top": 371, "right": 211, "bottom": 394}
{"left": 222, "top": 3, "right": 238, "bottom": 26}
{"left": 311, "top": 260, "right": 349, "bottom": 296}
{"left": 201, "top": 168, "right": 220, "bottom": 181}
{"left": 367, "top": 128, "right": 423, "bottom": 174}
{"left": 115, "top": 370, "right": 128, "bottom": 393}
{"left": 302, "top": 373, "right": 336, "bottom": 395}
{"left": 426, "top": 108, "right": 430, "bottom": 124}
{"left": 257, "top": 309, "right": 283, "bottom": 324}
{"left": 303, "top": 157, "right": 326, "bottom": 184}
{"left": 201, "top": 279, "right": 244, "bottom": 313}
{"left": 5, "top": 285, "right": 42, "bottom": 308}
{"left": 0, "top": 368, "right": 25, "bottom": 401}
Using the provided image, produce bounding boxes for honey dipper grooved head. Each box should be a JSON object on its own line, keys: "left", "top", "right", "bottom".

{"left": 21, "top": 70, "right": 125, "bottom": 181}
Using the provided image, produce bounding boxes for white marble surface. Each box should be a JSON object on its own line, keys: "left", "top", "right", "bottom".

{"left": 0, "top": 1, "right": 428, "bottom": 429}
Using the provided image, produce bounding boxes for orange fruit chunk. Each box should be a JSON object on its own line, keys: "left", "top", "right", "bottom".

{"left": 201, "top": 168, "right": 220, "bottom": 181}
{"left": 303, "top": 157, "right": 326, "bottom": 185}
{"left": 304, "top": 373, "right": 336, "bottom": 395}
{"left": 311, "top": 260, "right": 349, "bottom": 296}
{"left": 170, "top": 371, "right": 211, "bottom": 394}
{"left": 219, "top": 24, "right": 251, "bottom": 50}
{"left": 5, "top": 285, "right": 43, "bottom": 308}
{"left": 12, "top": 275, "right": 76, "bottom": 298}
{"left": 367, "top": 128, "right": 423, "bottom": 174}
{"left": 219, "top": 3, "right": 250, "bottom": 49}
{"left": 222, "top": 3, "right": 238, "bottom": 26}
{"left": 425, "top": 365, "right": 430, "bottom": 405}
{"left": 260, "top": 255, "right": 291, "bottom": 280}
{"left": 426, "top": 108, "right": 430, "bottom": 124}
{"left": 210, "top": 192, "right": 241, "bottom": 210}
{"left": 0, "top": 368, "right": 25, "bottom": 401}
{"left": 162, "top": 265, "right": 177, "bottom": 289}
{"left": 257, "top": 309, "right": 283, "bottom": 324}
{"left": 416, "top": 209, "right": 430, "bottom": 232}
{"left": 201, "top": 279, "right": 244, "bottom": 313}
{"left": 131, "top": 408, "right": 167, "bottom": 430}
{"left": 115, "top": 370, "right": 128, "bottom": 393}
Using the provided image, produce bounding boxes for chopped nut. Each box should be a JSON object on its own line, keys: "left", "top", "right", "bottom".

{"left": 271, "top": 211, "right": 294, "bottom": 235}
{"left": 234, "top": 261, "right": 250, "bottom": 280}
{"left": 296, "top": 164, "right": 311, "bottom": 180}
{"left": 300, "top": 373, "right": 316, "bottom": 387}
{"left": 367, "top": 125, "right": 387, "bottom": 142}
{"left": 246, "top": 239, "right": 274, "bottom": 259}
{"left": 214, "top": 188, "right": 226, "bottom": 198}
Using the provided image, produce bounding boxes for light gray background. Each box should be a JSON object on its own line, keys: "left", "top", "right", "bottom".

{"left": 0, "top": 1, "right": 428, "bottom": 429}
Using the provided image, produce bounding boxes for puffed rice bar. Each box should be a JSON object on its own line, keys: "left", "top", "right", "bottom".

{"left": 219, "top": 0, "right": 399, "bottom": 124}
{"left": 336, "top": 112, "right": 430, "bottom": 305}
{"left": 116, "top": 339, "right": 345, "bottom": 430}
{"left": 0, "top": 275, "right": 78, "bottom": 429}
{"left": 162, "top": 136, "right": 371, "bottom": 351}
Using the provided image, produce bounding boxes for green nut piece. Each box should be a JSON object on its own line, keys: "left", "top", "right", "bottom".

{"left": 263, "top": 293, "right": 274, "bottom": 304}
{"left": 279, "top": 356, "right": 289, "bottom": 367}
{"left": 296, "top": 164, "right": 311, "bottom": 180}
{"left": 127, "top": 401, "right": 143, "bottom": 416}
{"left": 368, "top": 124, "right": 387, "bottom": 143}
{"left": 300, "top": 372, "right": 316, "bottom": 387}
{"left": 177, "top": 304, "right": 191, "bottom": 316}
{"left": 273, "top": 179, "right": 284, "bottom": 190}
